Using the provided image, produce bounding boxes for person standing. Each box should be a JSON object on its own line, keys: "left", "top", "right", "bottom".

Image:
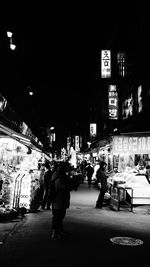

{"left": 95, "top": 161, "right": 108, "bottom": 208}
{"left": 85, "top": 162, "right": 94, "bottom": 187}
{"left": 50, "top": 161, "right": 72, "bottom": 240}
{"left": 41, "top": 162, "right": 52, "bottom": 210}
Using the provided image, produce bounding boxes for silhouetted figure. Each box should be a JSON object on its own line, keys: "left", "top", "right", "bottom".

{"left": 80, "top": 160, "right": 87, "bottom": 183}
{"left": 95, "top": 161, "right": 108, "bottom": 208}
{"left": 41, "top": 162, "right": 52, "bottom": 210}
{"left": 50, "top": 161, "right": 73, "bottom": 240}
{"left": 85, "top": 163, "right": 94, "bottom": 187}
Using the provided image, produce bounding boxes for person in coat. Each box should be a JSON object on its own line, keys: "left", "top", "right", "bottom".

{"left": 50, "top": 161, "right": 72, "bottom": 240}
{"left": 85, "top": 162, "right": 94, "bottom": 187}
{"left": 95, "top": 161, "right": 108, "bottom": 208}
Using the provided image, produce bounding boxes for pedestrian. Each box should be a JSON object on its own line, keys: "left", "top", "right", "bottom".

{"left": 41, "top": 162, "right": 52, "bottom": 210}
{"left": 50, "top": 161, "right": 73, "bottom": 240}
{"left": 85, "top": 162, "right": 94, "bottom": 187}
{"left": 95, "top": 161, "right": 108, "bottom": 209}
{"left": 80, "top": 160, "right": 87, "bottom": 183}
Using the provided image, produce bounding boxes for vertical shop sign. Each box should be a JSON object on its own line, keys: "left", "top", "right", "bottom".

{"left": 75, "top": 136, "right": 80, "bottom": 152}
{"left": 90, "top": 123, "right": 97, "bottom": 137}
{"left": 108, "top": 85, "right": 118, "bottom": 119}
{"left": 137, "top": 85, "right": 143, "bottom": 113}
{"left": 80, "top": 136, "right": 82, "bottom": 149}
{"left": 61, "top": 148, "right": 66, "bottom": 160}
{"left": 19, "top": 172, "right": 32, "bottom": 210}
{"left": 101, "top": 50, "right": 111, "bottom": 78}
{"left": 117, "top": 52, "right": 127, "bottom": 77}
{"left": 67, "top": 137, "right": 71, "bottom": 152}
{"left": 122, "top": 93, "right": 133, "bottom": 120}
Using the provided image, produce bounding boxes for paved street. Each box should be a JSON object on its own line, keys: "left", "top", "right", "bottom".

{"left": 0, "top": 183, "right": 150, "bottom": 266}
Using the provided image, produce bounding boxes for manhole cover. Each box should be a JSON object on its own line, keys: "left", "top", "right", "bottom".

{"left": 110, "top": 237, "right": 143, "bottom": 246}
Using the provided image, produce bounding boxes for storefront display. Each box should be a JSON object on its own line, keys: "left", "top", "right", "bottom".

{"left": 109, "top": 170, "right": 150, "bottom": 206}
{"left": 0, "top": 136, "right": 47, "bottom": 219}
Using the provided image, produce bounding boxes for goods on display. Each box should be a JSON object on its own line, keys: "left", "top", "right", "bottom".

{"left": 0, "top": 136, "right": 46, "bottom": 220}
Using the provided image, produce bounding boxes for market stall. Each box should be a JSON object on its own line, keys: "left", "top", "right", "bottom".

{"left": 89, "top": 133, "right": 150, "bottom": 209}
{"left": 109, "top": 170, "right": 150, "bottom": 208}
{"left": 0, "top": 132, "right": 49, "bottom": 218}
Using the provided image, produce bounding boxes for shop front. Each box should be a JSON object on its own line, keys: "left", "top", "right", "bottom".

{"left": 112, "top": 133, "right": 150, "bottom": 171}
{"left": 89, "top": 133, "right": 150, "bottom": 209}
{"left": 109, "top": 133, "right": 150, "bottom": 208}
{"left": 0, "top": 124, "right": 50, "bottom": 219}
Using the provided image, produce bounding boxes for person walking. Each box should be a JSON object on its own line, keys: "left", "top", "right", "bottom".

{"left": 95, "top": 161, "right": 108, "bottom": 209}
{"left": 41, "top": 162, "right": 52, "bottom": 210}
{"left": 85, "top": 162, "right": 94, "bottom": 187}
{"left": 50, "top": 161, "right": 72, "bottom": 240}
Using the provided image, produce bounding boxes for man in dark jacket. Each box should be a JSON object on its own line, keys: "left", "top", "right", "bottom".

{"left": 41, "top": 162, "right": 52, "bottom": 210}
{"left": 85, "top": 163, "right": 94, "bottom": 187}
{"left": 50, "top": 161, "right": 73, "bottom": 240}
{"left": 95, "top": 161, "right": 108, "bottom": 208}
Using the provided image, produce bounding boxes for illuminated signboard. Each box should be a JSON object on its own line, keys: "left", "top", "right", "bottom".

{"left": 75, "top": 136, "right": 80, "bottom": 152}
{"left": 80, "top": 136, "right": 82, "bottom": 148}
{"left": 113, "top": 136, "right": 150, "bottom": 154}
{"left": 117, "top": 52, "right": 127, "bottom": 77}
{"left": 108, "top": 85, "right": 118, "bottom": 119}
{"left": 137, "top": 85, "right": 143, "bottom": 113}
{"left": 67, "top": 136, "right": 71, "bottom": 151}
{"left": 19, "top": 172, "right": 32, "bottom": 210}
{"left": 101, "top": 50, "right": 111, "bottom": 78}
{"left": 122, "top": 93, "right": 133, "bottom": 120}
{"left": 0, "top": 93, "right": 7, "bottom": 111}
{"left": 90, "top": 123, "right": 97, "bottom": 137}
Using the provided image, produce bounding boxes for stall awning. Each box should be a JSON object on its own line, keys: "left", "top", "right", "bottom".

{"left": 0, "top": 123, "right": 43, "bottom": 152}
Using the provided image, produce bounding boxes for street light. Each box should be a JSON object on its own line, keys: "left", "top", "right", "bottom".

{"left": 50, "top": 126, "right": 54, "bottom": 130}
{"left": 10, "top": 43, "right": 16, "bottom": 50}
{"left": 87, "top": 142, "right": 91, "bottom": 148}
{"left": 7, "top": 31, "right": 16, "bottom": 50}
{"left": 7, "top": 31, "right": 13, "bottom": 38}
{"left": 29, "top": 91, "right": 34, "bottom": 96}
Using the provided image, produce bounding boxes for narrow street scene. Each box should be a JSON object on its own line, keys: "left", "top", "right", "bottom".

{"left": 0, "top": 182, "right": 150, "bottom": 267}
{"left": 1, "top": 3, "right": 150, "bottom": 267}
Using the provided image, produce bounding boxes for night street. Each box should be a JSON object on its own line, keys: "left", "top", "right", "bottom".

{"left": 0, "top": 182, "right": 150, "bottom": 267}
{"left": 1, "top": 4, "right": 150, "bottom": 267}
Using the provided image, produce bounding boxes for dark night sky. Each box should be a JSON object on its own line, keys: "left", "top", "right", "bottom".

{"left": 0, "top": 2, "right": 149, "bottom": 145}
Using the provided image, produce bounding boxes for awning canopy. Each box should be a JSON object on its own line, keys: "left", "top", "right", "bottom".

{"left": 0, "top": 123, "right": 44, "bottom": 153}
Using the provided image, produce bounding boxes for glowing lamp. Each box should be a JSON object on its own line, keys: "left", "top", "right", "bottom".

{"left": 7, "top": 31, "right": 13, "bottom": 38}
{"left": 10, "top": 44, "right": 16, "bottom": 50}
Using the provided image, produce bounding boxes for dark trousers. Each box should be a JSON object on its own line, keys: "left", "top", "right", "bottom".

{"left": 87, "top": 175, "right": 92, "bottom": 187}
{"left": 42, "top": 188, "right": 51, "bottom": 209}
{"left": 52, "top": 207, "right": 66, "bottom": 233}
{"left": 96, "top": 189, "right": 106, "bottom": 207}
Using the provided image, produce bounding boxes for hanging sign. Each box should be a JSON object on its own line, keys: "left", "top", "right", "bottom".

{"left": 75, "top": 136, "right": 80, "bottom": 152}
{"left": 108, "top": 85, "right": 118, "bottom": 119}
{"left": 19, "top": 172, "right": 32, "bottom": 210}
{"left": 90, "top": 123, "right": 97, "bottom": 137}
{"left": 101, "top": 50, "right": 111, "bottom": 78}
